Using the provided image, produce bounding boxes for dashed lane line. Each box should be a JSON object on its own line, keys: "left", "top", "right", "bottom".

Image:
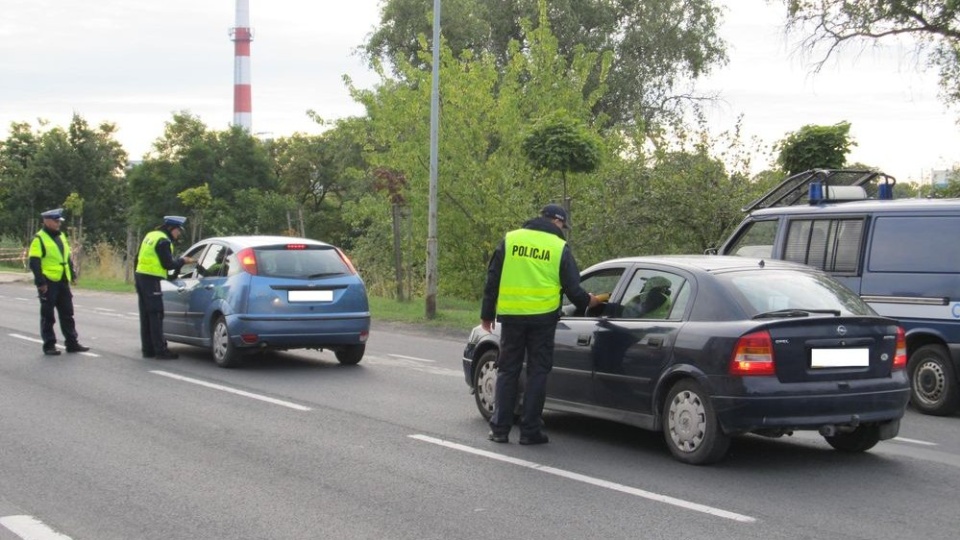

{"left": 0, "top": 515, "right": 73, "bottom": 540}
{"left": 150, "top": 370, "right": 312, "bottom": 411}
{"left": 410, "top": 434, "right": 757, "bottom": 523}
{"left": 9, "top": 333, "right": 100, "bottom": 357}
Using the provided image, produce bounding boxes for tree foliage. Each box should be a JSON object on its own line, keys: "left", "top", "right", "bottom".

{"left": 781, "top": 0, "right": 960, "bottom": 110}
{"left": 0, "top": 116, "right": 127, "bottom": 245}
{"left": 362, "top": 0, "right": 727, "bottom": 125}
{"left": 775, "top": 122, "right": 855, "bottom": 175}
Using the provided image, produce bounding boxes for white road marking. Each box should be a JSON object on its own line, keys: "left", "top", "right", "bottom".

{"left": 150, "top": 370, "right": 312, "bottom": 411}
{"left": 0, "top": 515, "right": 73, "bottom": 540}
{"left": 365, "top": 355, "right": 461, "bottom": 377}
{"left": 9, "top": 334, "right": 100, "bottom": 357}
{"left": 388, "top": 354, "right": 436, "bottom": 363}
{"left": 894, "top": 436, "right": 938, "bottom": 446}
{"left": 410, "top": 434, "right": 757, "bottom": 523}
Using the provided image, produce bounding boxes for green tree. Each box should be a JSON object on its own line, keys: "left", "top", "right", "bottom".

{"left": 0, "top": 116, "right": 127, "bottom": 246}
{"left": 781, "top": 1, "right": 960, "bottom": 110}
{"left": 363, "top": 0, "right": 727, "bottom": 126}
{"left": 349, "top": 6, "right": 614, "bottom": 298}
{"left": 129, "top": 112, "right": 275, "bottom": 234}
{"left": 177, "top": 184, "right": 213, "bottom": 242}
{"left": 775, "top": 122, "right": 856, "bottom": 176}
{"left": 522, "top": 110, "right": 603, "bottom": 218}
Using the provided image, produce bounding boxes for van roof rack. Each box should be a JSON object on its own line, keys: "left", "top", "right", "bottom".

{"left": 741, "top": 169, "right": 897, "bottom": 212}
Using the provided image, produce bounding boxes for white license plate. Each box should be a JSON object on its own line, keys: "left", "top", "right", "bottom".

{"left": 288, "top": 290, "right": 334, "bottom": 302}
{"left": 810, "top": 348, "right": 869, "bottom": 368}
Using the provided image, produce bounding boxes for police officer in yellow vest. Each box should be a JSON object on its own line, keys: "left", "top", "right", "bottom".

{"left": 28, "top": 208, "right": 89, "bottom": 355}
{"left": 481, "top": 204, "right": 599, "bottom": 445}
{"left": 134, "top": 216, "right": 195, "bottom": 359}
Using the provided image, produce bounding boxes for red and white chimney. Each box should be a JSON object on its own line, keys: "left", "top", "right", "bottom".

{"left": 230, "top": 0, "right": 253, "bottom": 131}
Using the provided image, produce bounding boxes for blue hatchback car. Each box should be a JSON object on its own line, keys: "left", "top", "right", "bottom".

{"left": 160, "top": 236, "right": 370, "bottom": 367}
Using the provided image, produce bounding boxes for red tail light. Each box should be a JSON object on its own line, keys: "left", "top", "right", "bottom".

{"left": 336, "top": 248, "right": 358, "bottom": 275}
{"left": 237, "top": 248, "right": 258, "bottom": 275}
{"left": 892, "top": 327, "right": 907, "bottom": 370}
{"left": 730, "top": 331, "right": 776, "bottom": 376}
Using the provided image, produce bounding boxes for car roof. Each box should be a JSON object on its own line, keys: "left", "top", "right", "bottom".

{"left": 590, "top": 254, "right": 814, "bottom": 275}
{"left": 747, "top": 197, "right": 960, "bottom": 217}
{"left": 198, "top": 236, "right": 334, "bottom": 249}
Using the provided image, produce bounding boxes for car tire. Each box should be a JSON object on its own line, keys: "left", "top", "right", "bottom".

{"left": 211, "top": 315, "right": 240, "bottom": 368}
{"left": 335, "top": 344, "right": 365, "bottom": 365}
{"left": 824, "top": 424, "right": 881, "bottom": 453}
{"left": 909, "top": 344, "right": 960, "bottom": 416}
{"left": 662, "top": 379, "right": 730, "bottom": 465}
{"left": 473, "top": 349, "right": 498, "bottom": 421}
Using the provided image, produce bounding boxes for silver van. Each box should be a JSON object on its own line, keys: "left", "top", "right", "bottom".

{"left": 716, "top": 170, "right": 960, "bottom": 416}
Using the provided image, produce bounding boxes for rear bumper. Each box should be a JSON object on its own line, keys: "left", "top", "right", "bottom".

{"left": 230, "top": 313, "right": 370, "bottom": 348}
{"left": 711, "top": 373, "right": 910, "bottom": 434}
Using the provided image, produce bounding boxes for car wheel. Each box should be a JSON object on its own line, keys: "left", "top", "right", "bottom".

{"left": 663, "top": 379, "right": 730, "bottom": 465}
{"left": 909, "top": 344, "right": 960, "bottom": 416}
{"left": 211, "top": 315, "right": 240, "bottom": 368}
{"left": 473, "top": 349, "right": 498, "bottom": 421}
{"left": 824, "top": 424, "right": 881, "bottom": 453}
{"left": 335, "top": 344, "right": 365, "bottom": 365}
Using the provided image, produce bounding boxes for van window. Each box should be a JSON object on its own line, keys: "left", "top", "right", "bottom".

{"left": 726, "top": 220, "right": 777, "bottom": 258}
{"left": 784, "top": 218, "right": 865, "bottom": 274}
{"left": 869, "top": 216, "right": 960, "bottom": 272}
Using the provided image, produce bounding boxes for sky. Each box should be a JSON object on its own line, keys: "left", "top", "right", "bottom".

{"left": 1, "top": 0, "right": 957, "bottom": 184}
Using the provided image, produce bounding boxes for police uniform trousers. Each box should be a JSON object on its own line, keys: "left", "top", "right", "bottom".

{"left": 39, "top": 279, "right": 80, "bottom": 349}
{"left": 135, "top": 273, "right": 168, "bottom": 356}
{"left": 490, "top": 322, "right": 557, "bottom": 437}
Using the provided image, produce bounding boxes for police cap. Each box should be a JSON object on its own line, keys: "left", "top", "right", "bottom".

{"left": 41, "top": 208, "right": 65, "bottom": 221}
{"left": 540, "top": 204, "right": 569, "bottom": 229}
{"left": 163, "top": 215, "right": 187, "bottom": 230}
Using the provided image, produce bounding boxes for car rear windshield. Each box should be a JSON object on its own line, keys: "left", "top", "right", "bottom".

{"left": 720, "top": 270, "right": 875, "bottom": 317}
{"left": 255, "top": 246, "right": 350, "bottom": 279}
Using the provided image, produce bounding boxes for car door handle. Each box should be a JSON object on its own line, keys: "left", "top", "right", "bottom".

{"left": 204, "top": 284, "right": 215, "bottom": 290}
{"left": 647, "top": 336, "right": 663, "bottom": 348}
{"left": 577, "top": 334, "right": 592, "bottom": 346}
{"left": 177, "top": 286, "right": 187, "bottom": 293}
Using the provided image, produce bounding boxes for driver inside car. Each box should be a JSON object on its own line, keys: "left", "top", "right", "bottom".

{"left": 621, "top": 276, "right": 672, "bottom": 319}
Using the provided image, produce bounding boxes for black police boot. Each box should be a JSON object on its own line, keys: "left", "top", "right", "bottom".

{"left": 66, "top": 343, "right": 90, "bottom": 353}
{"left": 43, "top": 346, "right": 61, "bottom": 356}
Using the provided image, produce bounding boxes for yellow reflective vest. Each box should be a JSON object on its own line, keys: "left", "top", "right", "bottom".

{"left": 497, "top": 228, "right": 565, "bottom": 316}
{"left": 29, "top": 229, "right": 72, "bottom": 282}
{"left": 136, "top": 230, "right": 172, "bottom": 278}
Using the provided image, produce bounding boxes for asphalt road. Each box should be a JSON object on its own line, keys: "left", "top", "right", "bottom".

{"left": 0, "top": 281, "right": 958, "bottom": 540}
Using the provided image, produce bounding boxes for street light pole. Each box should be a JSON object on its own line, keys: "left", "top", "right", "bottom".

{"left": 425, "top": 0, "right": 440, "bottom": 319}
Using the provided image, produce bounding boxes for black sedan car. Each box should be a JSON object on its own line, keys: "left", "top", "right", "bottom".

{"left": 462, "top": 255, "right": 909, "bottom": 464}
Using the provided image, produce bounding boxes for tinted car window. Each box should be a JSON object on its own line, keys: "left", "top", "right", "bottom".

{"left": 198, "top": 244, "right": 229, "bottom": 278}
{"left": 720, "top": 270, "right": 875, "bottom": 316}
{"left": 869, "top": 216, "right": 960, "bottom": 273}
{"left": 785, "top": 218, "right": 865, "bottom": 274}
{"left": 727, "top": 220, "right": 777, "bottom": 258}
{"left": 562, "top": 267, "right": 624, "bottom": 317}
{"left": 617, "top": 270, "right": 687, "bottom": 320}
{"left": 255, "top": 246, "right": 349, "bottom": 278}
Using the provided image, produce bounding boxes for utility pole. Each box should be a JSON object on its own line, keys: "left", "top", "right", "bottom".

{"left": 425, "top": 0, "right": 440, "bottom": 319}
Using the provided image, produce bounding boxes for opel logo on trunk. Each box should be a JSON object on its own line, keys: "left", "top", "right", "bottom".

{"left": 837, "top": 325, "right": 847, "bottom": 336}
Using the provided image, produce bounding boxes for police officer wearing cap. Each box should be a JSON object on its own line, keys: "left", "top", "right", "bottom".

{"left": 28, "top": 208, "right": 89, "bottom": 355}
{"left": 134, "top": 216, "right": 195, "bottom": 359}
{"left": 481, "top": 204, "right": 599, "bottom": 445}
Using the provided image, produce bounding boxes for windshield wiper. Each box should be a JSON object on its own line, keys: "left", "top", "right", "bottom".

{"left": 752, "top": 308, "right": 841, "bottom": 319}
